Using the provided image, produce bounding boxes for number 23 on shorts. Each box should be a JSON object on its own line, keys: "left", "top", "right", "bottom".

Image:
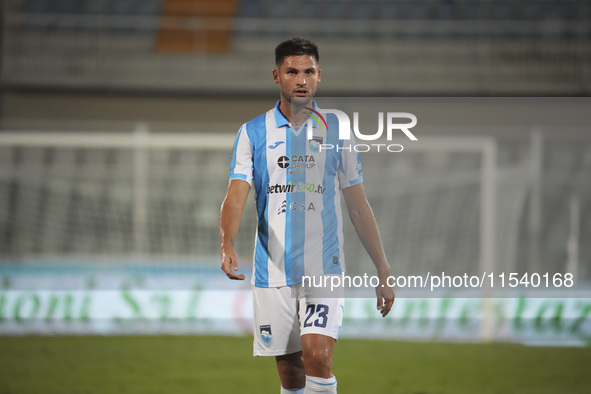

{"left": 303, "top": 304, "right": 329, "bottom": 328}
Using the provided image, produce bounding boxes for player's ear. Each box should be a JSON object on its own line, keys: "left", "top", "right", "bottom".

{"left": 317, "top": 68, "right": 321, "bottom": 83}
{"left": 272, "top": 68, "right": 279, "bottom": 84}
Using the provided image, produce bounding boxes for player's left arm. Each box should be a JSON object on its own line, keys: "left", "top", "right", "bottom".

{"left": 342, "top": 182, "right": 395, "bottom": 317}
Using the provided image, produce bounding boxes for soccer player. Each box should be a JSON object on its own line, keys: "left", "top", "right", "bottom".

{"left": 219, "top": 37, "right": 394, "bottom": 394}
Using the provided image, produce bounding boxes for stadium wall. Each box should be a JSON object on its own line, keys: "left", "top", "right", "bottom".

{"left": 1, "top": 265, "right": 590, "bottom": 346}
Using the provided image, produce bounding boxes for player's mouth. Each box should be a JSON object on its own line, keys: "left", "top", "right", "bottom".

{"left": 294, "top": 89, "right": 309, "bottom": 97}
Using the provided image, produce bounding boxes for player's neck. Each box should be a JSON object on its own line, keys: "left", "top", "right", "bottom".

{"left": 279, "top": 99, "right": 310, "bottom": 127}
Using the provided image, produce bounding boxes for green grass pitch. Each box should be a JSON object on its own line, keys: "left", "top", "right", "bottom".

{"left": 1, "top": 335, "right": 590, "bottom": 393}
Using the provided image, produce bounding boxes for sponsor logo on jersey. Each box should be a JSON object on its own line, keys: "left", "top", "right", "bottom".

{"left": 277, "top": 200, "right": 317, "bottom": 215}
{"left": 277, "top": 155, "right": 290, "bottom": 169}
{"left": 290, "top": 201, "right": 316, "bottom": 212}
{"left": 260, "top": 324, "right": 272, "bottom": 344}
{"left": 267, "top": 182, "right": 326, "bottom": 195}
{"left": 277, "top": 155, "right": 316, "bottom": 171}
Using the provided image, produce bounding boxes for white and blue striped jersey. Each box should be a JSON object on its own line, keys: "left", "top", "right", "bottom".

{"left": 229, "top": 101, "right": 363, "bottom": 288}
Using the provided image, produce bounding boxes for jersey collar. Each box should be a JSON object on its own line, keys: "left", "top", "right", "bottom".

{"left": 273, "top": 100, "right": 319, "bottom": 129}
{"left": 274, "top": 101, "right": 289, "bottom": 128}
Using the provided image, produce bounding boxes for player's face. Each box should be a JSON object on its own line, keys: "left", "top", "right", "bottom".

{"left": 273, "top": 55, "right": 321, "bottom": 107}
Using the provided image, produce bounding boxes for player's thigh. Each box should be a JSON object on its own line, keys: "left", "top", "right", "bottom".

{"left": 253, "top": 286, "right": 302, "bottom": 356}
{"left": 298, "top": 292, "right": 344, "bottom": 340}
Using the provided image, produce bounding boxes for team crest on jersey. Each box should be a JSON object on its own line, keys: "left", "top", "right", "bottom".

{"left": 309, "top": 136, "right": 323, "bottom": 153}
{"left": 260, "top": 325, "right": 272, "bottom": 344}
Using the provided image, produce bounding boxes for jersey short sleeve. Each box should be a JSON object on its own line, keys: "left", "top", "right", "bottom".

{"left": 229, "top": 124, "right": 253, "bottom": 185}
{"left": 337, "top": 136, "right": 363, "bottom": 188}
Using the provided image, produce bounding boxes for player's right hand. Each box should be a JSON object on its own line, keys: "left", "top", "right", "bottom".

{"left": 220, "top": 246, "right": 246, "bottom": 280}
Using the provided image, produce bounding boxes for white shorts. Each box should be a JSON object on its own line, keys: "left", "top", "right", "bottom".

{"left": 253, "top": 284, "right": 345, "bottom": 357}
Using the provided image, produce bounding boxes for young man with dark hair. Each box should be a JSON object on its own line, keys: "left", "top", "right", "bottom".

{"left": 220, "top": 37, "right": 394, "bottom": 394}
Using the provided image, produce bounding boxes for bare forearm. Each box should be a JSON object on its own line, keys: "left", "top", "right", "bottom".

{"left": 219, "top": 180, "right": 250, "bottom": 280}
{"left": 219, "top": 180, "right": 250, "bottom": 250}
{"left": 343, "top": 183, "right": 394, "bottom": 315}
{"left": 219, "top": 199, "right": 242, "bottom": 249}
{"left": 349, "top": 202, "right": 391, "bottom": 275}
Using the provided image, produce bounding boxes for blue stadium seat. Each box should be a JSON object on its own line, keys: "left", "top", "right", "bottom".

{"left": 81, "top": 0, "right": 108, "bottom": 15}
{"left": 267, "top": 0, "right": 289, "bottom": 19}
{"left": 378, "top": 2, "right": 401, "bottom": 20}
{"left": 136, "top": 0, "right": 163, "bottom": 16}
{"left": 435, "top": 0, "right": 457, "bottom": 20}
{"left": 406, "top": 0, "right": 431, "bottom": 20}
{"left": 238, "top": 0, "right": 263, "bottom": 18}
{"left": 349, "top": 0, "right": 373, "bottom": 20}
{"left": 24, "top": 0, "right": 52, "bottom": 13}
{"left": 457, "top": 0, "right": 482, "bottom": 20}
{"left": 296, "top": 0, "right": 317, "bottom": 20}
{"left": 111, "top": 0, "right": 135, "bottom": 15}
{"left": 520, "top": 1, "right": 541, "bottom": 21}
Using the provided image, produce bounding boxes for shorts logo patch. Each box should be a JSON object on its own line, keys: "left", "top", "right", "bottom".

{"left": 260, "top": 324, "right": 272, "bottom": 344}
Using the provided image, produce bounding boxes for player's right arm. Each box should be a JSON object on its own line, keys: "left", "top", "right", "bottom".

{"left": 219, "top": 179, "right": 250, "bottom": 280}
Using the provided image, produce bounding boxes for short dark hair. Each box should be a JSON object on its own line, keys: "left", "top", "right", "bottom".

{"left": 275, "top": 37, "right": 319, "bottom": 66}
